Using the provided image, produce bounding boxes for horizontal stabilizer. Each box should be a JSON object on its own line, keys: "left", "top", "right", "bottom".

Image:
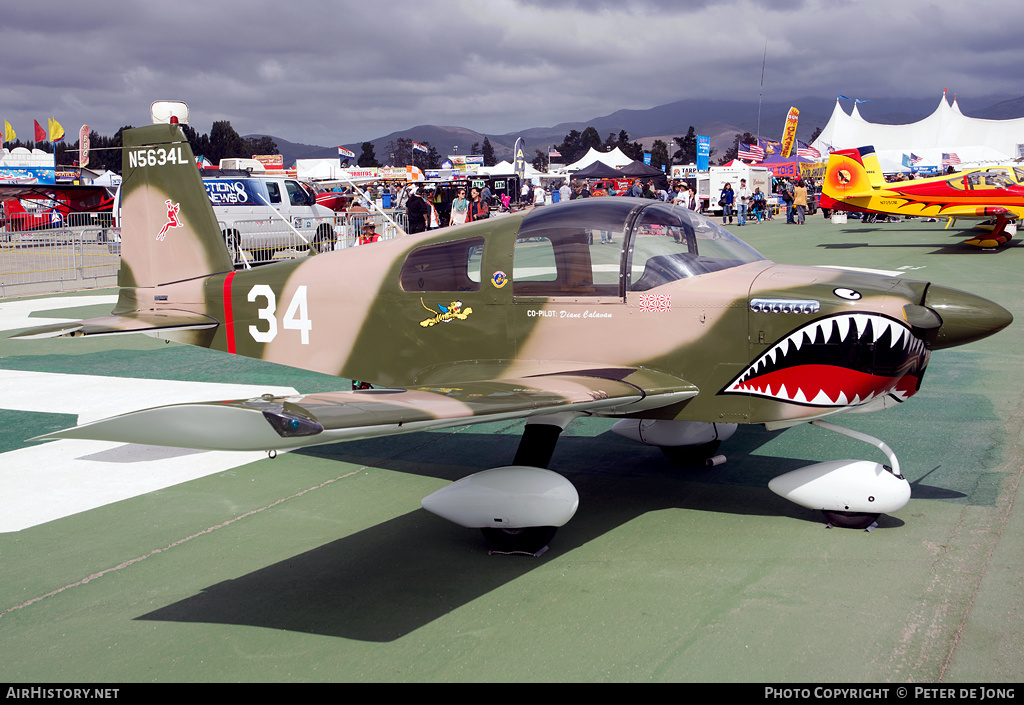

{"left": 11, "top": 310, "right": 219, "bottom": 339}
{"left": 33, "top": 371, "right": 699, "bottom": 452}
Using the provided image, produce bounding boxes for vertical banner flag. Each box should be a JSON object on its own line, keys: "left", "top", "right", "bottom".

{"left": 3, "top": 121, "right": 14, "bottom": 146}
{"left": 696, "top": 136, "right": 710, "bottom": 171}
{"left": 780, "top": 107, "right": 800, "bottom": 158}
{"left": 79, "top": 125, "right": 90, "bottom": 167}
{"left": 34, "top": 120, "right": 46, "bottom": 143}
{"left": 513, "top": 137, "right": 525, "bottom": 180}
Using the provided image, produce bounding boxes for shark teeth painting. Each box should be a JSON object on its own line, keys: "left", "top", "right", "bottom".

{"left": 721, "top": 312, "right": 930, "bottom": 407}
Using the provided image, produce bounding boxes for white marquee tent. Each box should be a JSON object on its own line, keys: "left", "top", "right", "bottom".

{"left": 561, "top": 147, "right": 634, "bottom": 172}
{"left": 811, "top": 92, "right": 1024, "bottom": 168}
{"left": 478, "top": 160, "right": 544, "bottom": 179}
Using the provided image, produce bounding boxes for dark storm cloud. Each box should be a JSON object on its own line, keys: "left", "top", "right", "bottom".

{"left": 0, "top": 0, "right": 1020, "bottom": 147}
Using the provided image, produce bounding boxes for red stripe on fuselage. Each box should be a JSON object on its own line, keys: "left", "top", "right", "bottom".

{"left": 223, "top": 271, "right": 236, "bottom": 354}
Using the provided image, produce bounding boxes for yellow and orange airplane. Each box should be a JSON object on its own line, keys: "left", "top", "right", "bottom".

{"left": 821, "top": 146, "right": 1024, "bottom": 247}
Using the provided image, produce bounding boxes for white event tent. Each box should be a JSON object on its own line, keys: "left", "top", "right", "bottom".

{"left": 560, "top": 147, "right": 634, "bottom": 172}
{"left": 811, "top": 92, "right": 1024, "bottom": 171}
{"left": 478, "top": 160, "right": 544, "bottom": 179}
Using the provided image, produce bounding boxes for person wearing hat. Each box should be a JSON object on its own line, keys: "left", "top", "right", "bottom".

{"left": 358, "top": 220, "right": 379, "bottom": 245}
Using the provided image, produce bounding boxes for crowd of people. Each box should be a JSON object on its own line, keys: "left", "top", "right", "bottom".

{"left": 324, "top": 171, "right": 827, "bottom": 241}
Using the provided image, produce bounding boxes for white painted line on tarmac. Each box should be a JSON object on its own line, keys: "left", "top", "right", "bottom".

{"left": 818, "top": 265, "right": 908, "bottom": 277}
{"left": 0, "top": 294, "right": 119, "bottom": 331}
{"left": 0, "top": 295, "right": 309, "bottom": 531}
{"left": 0, "top": 370, "right": 299, "bottom": 532}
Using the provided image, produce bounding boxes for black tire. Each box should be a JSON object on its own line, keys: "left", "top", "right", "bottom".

{"left": 481, "top": 526, "right": 557, "bottom": 554}
{"left": 660, "top": 440, "right": 721, "bottom": 466}
{"left": 821, "top": 510, "right": 880, "bottom": 529}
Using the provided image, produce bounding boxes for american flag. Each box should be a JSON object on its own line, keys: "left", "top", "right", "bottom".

{"left": 796, "top": 141, "right": 821, "bottom": 159}
{"left": 737, "top": 143, "right": 764, "bottom": 162}
{"left": 548, "top": 147, "right": 562, "bottom": 158}
{"left": 942, "top": 152, "right": 961, "bottom": 166}
{"left": 909, "top": 153, "right": 922, "bottom": 164}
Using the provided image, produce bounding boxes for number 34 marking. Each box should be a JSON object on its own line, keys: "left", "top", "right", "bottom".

{"left": 247, "top": 285, "right": 312, "bottom": 345}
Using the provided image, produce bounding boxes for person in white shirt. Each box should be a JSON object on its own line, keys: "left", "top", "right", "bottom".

{"left": 737, "top": 178, "right": 751, "bottom": 226}
{"left": 674, "top": 184, "right": 692, "bottom": 209}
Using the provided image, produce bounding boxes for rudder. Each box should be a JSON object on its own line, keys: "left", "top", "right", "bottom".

{"left": 822, "top": 145, "right": 881, "bottom": 204}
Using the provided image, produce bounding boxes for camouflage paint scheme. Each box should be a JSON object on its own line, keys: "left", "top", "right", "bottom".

{"left": 821, "top": 146, "right": 1024, "bottom": 247}
{"left": 18, "top": 124, "right": 1012, "bottom": 451}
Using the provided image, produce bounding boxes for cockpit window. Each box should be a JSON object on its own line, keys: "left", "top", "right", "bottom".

{"left": 401, "top": 237, "right": 483, "bottom": 292}
{"left": 511, "top": 199, "right": 764, "bottom": 297}
{"left": 627, "top": 203, "right": 765, "bottom": 291}
{"left": 513, "top": 199, "right": 626, "bottom": 297}
{"left": 950, "top": 168, "right": 1017, "bottom": 191}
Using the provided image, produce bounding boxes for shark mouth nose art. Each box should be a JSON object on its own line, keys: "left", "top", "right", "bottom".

{"left": 721, "top": 312, "right": 930, "bottom": 407}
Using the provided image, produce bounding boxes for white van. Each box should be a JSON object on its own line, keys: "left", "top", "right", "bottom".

{"left": 202, "top": 175, "right": 336, "bottom": 264}
{"left": 707, "top": 165, "right": 772, "bottom": 214}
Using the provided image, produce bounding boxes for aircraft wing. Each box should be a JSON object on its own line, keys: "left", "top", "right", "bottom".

{"left": 32, "top": 369, "right": 699, "bottom": 452}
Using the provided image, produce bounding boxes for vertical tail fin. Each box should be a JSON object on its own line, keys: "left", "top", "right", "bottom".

{"left": 856, "top": 146, "right": 885, "bottom": 189}
{"left": 822, "top": 145, "right": 883, "bottom": 205}
{"left": 118, "top": 124, "right": 232, "bottom": 288}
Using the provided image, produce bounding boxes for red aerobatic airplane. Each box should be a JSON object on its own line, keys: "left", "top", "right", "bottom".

{"left": 821, "top": 146, "right": 1024, "bottom": 247}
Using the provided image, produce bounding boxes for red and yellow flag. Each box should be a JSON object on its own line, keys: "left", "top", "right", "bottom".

{"left": 48, "top": 118, "right": 65, "bottom": 142}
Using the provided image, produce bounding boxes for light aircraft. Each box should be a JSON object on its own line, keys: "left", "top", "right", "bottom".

{"left": 14, "top": 118, "right": 1013, "bottom": 553}
{"left": 0, "top": 182, "right": 114, "bottom": 232}
{"left": 821, "top": 145, "right": 1024, "bottom": 248}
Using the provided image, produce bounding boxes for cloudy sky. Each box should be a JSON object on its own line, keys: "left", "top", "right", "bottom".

{"left": 1, "top": 0, "right": 1021, "bottom": 147}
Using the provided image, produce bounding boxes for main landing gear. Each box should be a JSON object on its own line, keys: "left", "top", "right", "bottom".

{"left": 420, "top": 413, "right": 581, "bottom": 555}
{"left": 421, "top": 415, "right": 913, "bottom": 555}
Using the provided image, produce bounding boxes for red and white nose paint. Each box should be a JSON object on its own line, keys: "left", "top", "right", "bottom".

{"left": 721, "top": 312, "right": 929, "bottom": 407}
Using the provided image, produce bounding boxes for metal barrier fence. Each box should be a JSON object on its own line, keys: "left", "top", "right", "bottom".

{"left": 1, "top": 208, "right": 411, "bottom": 296}
{"left": 222, "top": 209, "right": 409, "bottom": 266}
{"left": 1, "top": 222, "right": 121, "bottom": 297}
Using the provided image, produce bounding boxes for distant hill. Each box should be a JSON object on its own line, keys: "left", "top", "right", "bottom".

{"left": 253, "top": 93, "right": 1024, "bottom": 168}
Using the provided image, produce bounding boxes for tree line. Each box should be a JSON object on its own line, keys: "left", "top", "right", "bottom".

{"left": 3, "top": 121, "right": 277, "bottom": 173}
{"left": 531, "top": 126, "right": 707, "bottom": 172}
{"left": 355, "top": 136, "right": 497, "bottom": 170}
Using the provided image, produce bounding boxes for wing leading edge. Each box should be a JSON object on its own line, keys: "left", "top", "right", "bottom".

{"left": 33, "top": 370, "right": 699, "bottom": 452}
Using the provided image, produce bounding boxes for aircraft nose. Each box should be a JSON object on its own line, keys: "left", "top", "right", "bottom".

{"left": 923, "top": 284, "right": 1013, "bottom": 350}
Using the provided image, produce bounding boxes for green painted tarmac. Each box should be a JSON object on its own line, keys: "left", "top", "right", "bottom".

{"left": 0, "top": 215, "right": 1021, "bottom": 682}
